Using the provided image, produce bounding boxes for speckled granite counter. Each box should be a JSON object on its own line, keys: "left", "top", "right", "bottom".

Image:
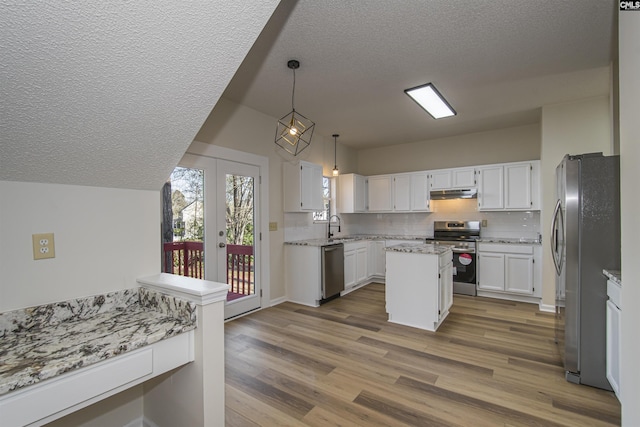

{"left": 477, "top": 237, "right": 541, "bottom": 245}
{"left": 603, "top": 269, "right": 622, "bottom": 286}
{"left": 0, "top": 287, "right": 196, "bottom": 396}
{"left": 385, "top": 242, "right": 452, "bottom": 255}
{"left": 285, "top": 235, "right": 426, "bottom": 246}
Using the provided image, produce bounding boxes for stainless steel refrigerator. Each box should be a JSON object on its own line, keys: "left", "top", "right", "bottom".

{"left": 551, "top": 152, "right": 620, "bottom": 390}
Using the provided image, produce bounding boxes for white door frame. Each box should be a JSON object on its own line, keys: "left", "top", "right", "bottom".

{"left": 184, "top": 141, "right": 271, "bottom": 313}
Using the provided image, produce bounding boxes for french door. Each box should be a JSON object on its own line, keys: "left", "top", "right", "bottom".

{"left": 216, "top": 160, "right": 261, "bottom": 319}
{"left": 178, "top": 154, "right": 262, "bottom": 319}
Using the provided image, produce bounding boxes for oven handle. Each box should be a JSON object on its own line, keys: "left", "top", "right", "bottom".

{"left": 451, "top": 248, "right": 476, "bottom": 254}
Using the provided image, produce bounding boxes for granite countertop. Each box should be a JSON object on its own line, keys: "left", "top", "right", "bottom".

{"left": 385, "top": 243, "right": 452, "bottom": 256}
{"left": 603, "top": 269, "right": 622, "bottom": 286}
{"left": 0, "top": 287, "right": 196, "bottom": 396}
{"left": 285, "top": 234, "right": 426, "bottom": 246}
{"left": 477, "top": 237, "right": 541, "bottom": 245}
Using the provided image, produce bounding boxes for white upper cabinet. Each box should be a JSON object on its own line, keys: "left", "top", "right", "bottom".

{"left": 337, "top": 173, "right": 367, "bottom": 213}
{"left": 283, "top": 161, "right": 323, "bottom": 212}
{"left": 477, "top": 165, "right": 504, "bottom": 210}
{"left": 429, "top": 167, "right": 476, "bottom": 190}
{"left": 452, "top": 167, "right": 476, "bottom": 188}
{"left": 505, "top": 162, "right": 533, "bottom": 209}
{"left": 392, "top": 174, "right": 411, "bottom": 211}
{"left": 367, "top": 172, "right": 430, "bottom": 213}
{"left": 368, "top": 175, "right": 393, "bottom": 212}
{"left": 410, "top": 171, "right": 430, "bottom": 211}
{"left": 477, "top": 161, "right": 540, "bottom": 211}
{"left": 429, "top": 169, "right": 452, "bottom": 190}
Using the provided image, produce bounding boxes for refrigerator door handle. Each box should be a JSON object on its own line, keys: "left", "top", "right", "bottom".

{"left": 550, "top": 199, "right": 563, "bottom": 275}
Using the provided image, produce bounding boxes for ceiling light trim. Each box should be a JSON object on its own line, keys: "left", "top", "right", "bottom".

{"left": 404, "top": 83, "right": 456, "bottom": 119}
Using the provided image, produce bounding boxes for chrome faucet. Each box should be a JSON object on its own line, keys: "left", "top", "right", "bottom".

{"left": 327, "top": 215, "right": 341, "bottom": 239}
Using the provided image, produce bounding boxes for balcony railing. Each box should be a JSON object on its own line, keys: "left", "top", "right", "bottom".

{"left": 163, "top": 241, "right": 204, "bottom": 279}
{"left": 162, "top": 241, "right": 254, "bottom": 298}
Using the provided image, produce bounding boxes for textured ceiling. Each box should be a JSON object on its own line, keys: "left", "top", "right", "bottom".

{"left": 0, "top": 1, "right": 280, "bottom": 190}
{"left": 222, "top": 0, "right": 616, "bottom": 148}
{"left": 0, "top": 1, "right": 616, "bottom": 191}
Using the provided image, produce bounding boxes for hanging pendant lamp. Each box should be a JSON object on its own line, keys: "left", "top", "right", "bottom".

{"left": 275, "top": 60, "right": 315, "bottom": 156}
{"left": 332, "top": 134, "right": 339, "bottom": 176}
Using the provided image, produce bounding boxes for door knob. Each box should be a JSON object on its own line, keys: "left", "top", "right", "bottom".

{"left": 218, "top": 242, "right": 226, "bottom": 248}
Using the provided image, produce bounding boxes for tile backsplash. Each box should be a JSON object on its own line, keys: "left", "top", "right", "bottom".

{"left": 284, "top": 199, "right": 540, "bottom": 242}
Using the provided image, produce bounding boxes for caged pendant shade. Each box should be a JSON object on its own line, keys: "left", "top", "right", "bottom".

{"left": 275, "top": 60, "right": 315, "bottom": 156}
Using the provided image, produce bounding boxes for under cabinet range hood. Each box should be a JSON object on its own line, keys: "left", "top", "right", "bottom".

{"left": 430, "top": 188, "right": 477, "bottom": 200}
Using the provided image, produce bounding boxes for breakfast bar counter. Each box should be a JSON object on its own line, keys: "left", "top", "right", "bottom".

{"left": 0, "top": 287, "right": 198, "bottom": 426}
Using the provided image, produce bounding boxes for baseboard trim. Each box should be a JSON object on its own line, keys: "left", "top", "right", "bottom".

{"left": 538, "top": 302, "right": 556, "bottom": 313}
{"left": 270, "top": 296, "right": 287, "bottom": 307}
{"left": 121, "top": 417, "right": 146, "bottom": 427}
{"left": 141, "top": 417, "right": 161, "bottom": 427}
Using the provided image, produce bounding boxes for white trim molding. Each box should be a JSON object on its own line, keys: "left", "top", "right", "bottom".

{"left": 137, "top": 273, "right": 229, "bottom": 306}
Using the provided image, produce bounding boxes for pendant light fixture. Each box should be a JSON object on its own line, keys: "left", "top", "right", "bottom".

{"left": 275, "top": 60, "right": 315, "bottom": 156}
{"left": 332, "top": 134, "right": 340, "bottom": 176}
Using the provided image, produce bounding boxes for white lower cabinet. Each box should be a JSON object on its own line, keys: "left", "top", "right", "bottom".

{"left": 477, "top": 243, "right": 540, "bottom": 300}
{"left": 344, "top": 241, "right": 368, "bottom": 290}
{"left": 505, "top": 254, "right": 534, "bottom": 294}
{"left": 344, "top": 249, "right": 357, "bottom": 289}
{"left": 369, "top": 240, "right": 386, "bottom": 278}
{"left": 606, "top": 279, "right": 621, "bottom": 399}
{"left": 439, "top": 260, "right": 453, "bottom": 321}
{"left": 284, "top": 245, "right": 321, "bottom": 306}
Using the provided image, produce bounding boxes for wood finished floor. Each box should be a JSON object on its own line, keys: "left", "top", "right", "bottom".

{"left": 224, "top": 283, "right": 620, "bottom": 426}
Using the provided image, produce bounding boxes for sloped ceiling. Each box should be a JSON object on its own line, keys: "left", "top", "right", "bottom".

{"left": 0, "top": 1, "right": 281, "bottom": 190}
{"left": 222, "top": 0, "right": 616, "bottom": 148}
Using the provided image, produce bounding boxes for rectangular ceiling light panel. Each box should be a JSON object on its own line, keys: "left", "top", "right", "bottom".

{"left": 405, "top": 83, "right": 456, "bottom": 119}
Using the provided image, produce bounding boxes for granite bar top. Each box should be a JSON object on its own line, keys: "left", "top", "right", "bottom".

{"left": 385, "top": 243, "right": 452, "bottom": 256}
{"left": 285, "top": 235, "right": 427, "bottom": 246}
{"left": 603, "top": 269, "right": 622, "bottom": 286}
{"left": 0, "top": 287, "right": 196, "bottom": 396}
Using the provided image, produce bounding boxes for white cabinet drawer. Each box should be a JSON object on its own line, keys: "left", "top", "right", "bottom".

{"left": 478, "top": 243, "right": 534, "bottom": 255}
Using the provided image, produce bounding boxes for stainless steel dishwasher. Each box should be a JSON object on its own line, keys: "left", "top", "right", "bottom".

{"left": 321, "top": 243, "right": 345, "bottom": 304}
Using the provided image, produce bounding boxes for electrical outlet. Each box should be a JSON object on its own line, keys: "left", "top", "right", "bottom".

{"left": 269, "top": 222, "right": 278, "bottom": 231}
{"left": 33, "top": 233, "right": 55, "bottom": 260}
{"left": 481, "top": 219, "right": 488, "bottom": 227}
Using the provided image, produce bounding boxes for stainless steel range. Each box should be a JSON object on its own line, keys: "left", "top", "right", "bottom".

{"left": 426, "top": 221, "right": 480, "bottom": 296}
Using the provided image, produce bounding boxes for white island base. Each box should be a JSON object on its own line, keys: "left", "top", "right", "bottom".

{"left": 385, "top": 244, "right": 453, "bottom": 332}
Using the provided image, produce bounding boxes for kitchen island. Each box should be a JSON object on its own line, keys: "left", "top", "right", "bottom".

{"left": 385, "top": 243, "right": 453, "bottom": 332}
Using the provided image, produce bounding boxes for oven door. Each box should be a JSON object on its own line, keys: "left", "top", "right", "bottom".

{"left": 451, "top": 248, "right": 477, "bottom": 296}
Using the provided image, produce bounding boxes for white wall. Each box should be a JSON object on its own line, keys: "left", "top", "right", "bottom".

{"left": 0, "top": 180, "right": 160, "bottom": 425}
{"left": 619, "top": 9, "right": 640, "bottom": 426}
{"left": 357, "top": 124, "right": 541, "bottom": 176}
{"left": 0, "top": 181, "right": 160, "bottom": 312}
{"left": 43, "top": 387, "right": 143, "bottom": 427}
{"left": 539, "top": 95, "right": 612, "bottom": 306}
{"left": 193, "top": 97, "right": 358, "bottom": 302}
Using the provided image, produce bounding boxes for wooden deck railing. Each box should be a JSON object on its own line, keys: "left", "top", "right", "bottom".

{"left": 163, "top": 241, "right": 204, "bottom": 279}
{"left": 162, "top": 241, "right": 254, "bottom": 297}
{"left": 226, "top": 244, "right": 254, "bottom": 296}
